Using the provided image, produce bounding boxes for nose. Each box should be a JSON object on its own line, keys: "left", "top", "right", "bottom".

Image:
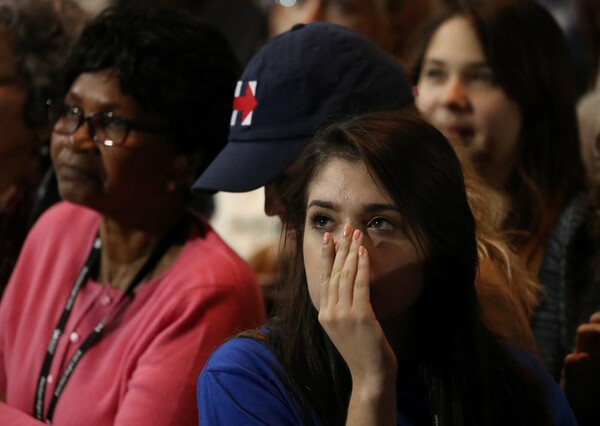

{"left": 331, "top": 223, "right": 373, "bottom": 247}
{"left": 441, "top": 77, "right": 470, "bottom": 110}
{"left": 67, "top": 118, "right": 97, "bottom": 150}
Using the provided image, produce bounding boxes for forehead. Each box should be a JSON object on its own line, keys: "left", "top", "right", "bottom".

{"left": 66, "top": 69, "right": 146, "bottom": 116}
{"left": 307, "top": 157, "right": 394, "bottom": 206}
{"left": 425, "top": 16, "right": 486, "bottom": 64}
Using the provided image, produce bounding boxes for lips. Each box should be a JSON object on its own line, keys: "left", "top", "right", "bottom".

{"left": 55, "top": 164, "right": 88, "bottom": 178}
{"left": 440, "top": 123, "right": 475, "bottom": 139}
{"left": 54, "top": 161, "right": 101, "bottom": 184}
{"left": 436, "top": 122, "right": 476, "bottom": 148}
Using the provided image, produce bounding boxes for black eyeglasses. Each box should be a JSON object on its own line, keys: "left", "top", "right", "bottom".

{"left": 47, "top": 100, "right": 167, "bottom": 147}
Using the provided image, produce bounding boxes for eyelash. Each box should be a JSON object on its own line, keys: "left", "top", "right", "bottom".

{"left": 308, "top": 213, "right": 396, "bottom": 232}
{"left": 310, "top": 214, "right": 334, "bottom": 232}
{"left": 367, "top": 217, "right": 394, "bottom": 230}
{"left": 422, "top": 68, "right": 495, "bottom": 85}
{"left": 424, "top": 68, "right": 446, "bottom": 81}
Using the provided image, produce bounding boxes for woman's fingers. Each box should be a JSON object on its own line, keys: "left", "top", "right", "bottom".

{"left": 353, "top": 245, "right": 371, "bottom": 310}
{"left": 320, "top": 232, "right": 334, "bottom": 309}
{"left": 320, "top": 225, "right": 371, "bottom": 312}
{"left": 338, "top": 229, "right": 363, "bottom": 306}
{"left": 589, "top": 311, "right": 600, "bottom": 324}
{"left": 327, "top": 224, "right": 353, "bottom": 305}
{"left": 574, "top": 322, "right": 600, "bottom": 355}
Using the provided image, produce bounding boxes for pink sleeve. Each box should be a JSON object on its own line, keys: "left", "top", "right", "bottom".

{"left": 0, "top": 302, "right": 5, "bottom": 401}
{"left": 0, "top": 402, "right": 48, "bottom": 425}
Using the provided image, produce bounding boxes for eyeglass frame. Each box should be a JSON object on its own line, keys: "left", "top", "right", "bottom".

{"left": 46, "top": 99, "right": 169, "bottom": 147}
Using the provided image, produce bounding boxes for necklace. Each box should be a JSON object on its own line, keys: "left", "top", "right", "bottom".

{"left": 33, "top": 217, "right": 186, "bottom": 423}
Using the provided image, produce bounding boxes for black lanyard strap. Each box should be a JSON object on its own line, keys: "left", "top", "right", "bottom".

{"left": 34, "top": 218, "right": 187, "bottom": 423}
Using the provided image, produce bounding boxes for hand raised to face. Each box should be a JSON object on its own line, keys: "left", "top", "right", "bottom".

{"left": 561, "top": 312, "right": 600, "bottom": 425}
{"left": 318, "top": 225, "right": 397, "bottom": 387}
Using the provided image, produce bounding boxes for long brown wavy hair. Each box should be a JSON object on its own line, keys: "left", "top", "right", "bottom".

{"left": 250, "top": 110, "right": 553, "bottom": 425}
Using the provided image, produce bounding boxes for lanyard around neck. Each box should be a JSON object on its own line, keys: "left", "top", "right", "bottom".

{"left": 33, "top": 218, "right": 186, "bottom": 423}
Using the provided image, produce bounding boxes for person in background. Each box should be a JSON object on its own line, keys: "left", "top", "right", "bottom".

{"left": 0, "top": 6, "right": 265, "bottom": 425}
{"left": 193, "top": 21, "right": 540, "bottom": 352}
{"left": 202, "top": 0, "right": 441, "bottom": 294}
{"left": 0, "top": 0, "right": 87, "bottom": 296}
{"left": 575, "top": 0, "right": 600, "bottom": 188}
{"left": 256, "top": 0, "right": 441, "bottom": 64}
{"left": 535, "top": 3, "right": 600, "bottom": 424}
{"left": 198, "top": 110, "right": 576, "bottom": 425}
{"left": 537, "top": 0, "right": 589, "bottom": 97}
{"left": 114, "top": 0, "right": 267, "bottom": 69}
{"left": 562, "top": 312, "right": 600, "bottom": 426}
{"left": 411, "top": 0, "right": 585, "bottom": 278}
{"left": 195, "top": 21, "right": 414, "bottom": 312}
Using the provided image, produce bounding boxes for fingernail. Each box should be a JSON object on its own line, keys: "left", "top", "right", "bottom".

{"left": 358, "top": 246, "right": 365, "bottom": 256}
{"left": 343, "top": 224, "right": 351, "bottom": 238}
{"left": 353, "top": 229, "right": 361, "bottom": 241}
{"left": 323, "top": 232, "right": 331, "bottom": 245}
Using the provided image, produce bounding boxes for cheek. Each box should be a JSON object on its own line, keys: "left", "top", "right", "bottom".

{"left": 50, "top": 135, "right": 61, "bottom": 164}
{"left": 473, "top": 96, "right": 521, "bottom": 158}
{"left": 414, "top": 84, "right": 437, "bottom": 115}
{"left": 303, "top": 234, "right": 322, "bottom": 310}
{"left": 369, "top": 257, "right": 424, "bottom": 321}
{"left": 473, "top": 93, "right": 520, "bottom": 135}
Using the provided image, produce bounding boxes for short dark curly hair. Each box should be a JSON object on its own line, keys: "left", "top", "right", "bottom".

{"left": 62, "top": 6, "right": 241, "bottom": 173}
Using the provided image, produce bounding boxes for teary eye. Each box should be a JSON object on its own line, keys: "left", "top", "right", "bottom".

{"left": 310, "top": 214, "right": 334, "bottom": 232}
{"left": 367, "top": 217, "right": 394, "bottom": 230}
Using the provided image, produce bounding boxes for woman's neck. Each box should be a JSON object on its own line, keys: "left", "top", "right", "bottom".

{"left": 381, "top": 307, "right": 418, "bottom": 367}
{"left": 96, "top": 206, "right": 186, "bottom": 291}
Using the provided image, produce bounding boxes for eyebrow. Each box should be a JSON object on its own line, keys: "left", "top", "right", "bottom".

{"left": 307, "top": 199, "right": 400, "bottom": 213}
{"left": 423, "top": 58, "right": 491, "bottom": 69}
{"left": 65, "top": 92, "right": 124, "bottom": 112}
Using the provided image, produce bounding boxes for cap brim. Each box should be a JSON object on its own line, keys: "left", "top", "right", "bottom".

{"left": 192, "top": 136, "right": 309, "bottom": 193}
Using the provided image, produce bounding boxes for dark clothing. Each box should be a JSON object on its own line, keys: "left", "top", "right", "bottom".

{"left": 0, "top": 163, "right": 58, "bottom": 295}
{"left": 534, "top": 193, "right": 600, "bottom": 378}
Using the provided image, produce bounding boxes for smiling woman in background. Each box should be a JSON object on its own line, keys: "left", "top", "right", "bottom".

{"left": 411, "top": 0, "right": 585, "bottom": 277}
{"left": 0, "top": 6, "right": 265, "bottom": 425}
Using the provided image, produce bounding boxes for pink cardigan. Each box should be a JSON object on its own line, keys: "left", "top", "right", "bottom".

{"left": 0, "top": 202, "right": 265, "bottom": 425}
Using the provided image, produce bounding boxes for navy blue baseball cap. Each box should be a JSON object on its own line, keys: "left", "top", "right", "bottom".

{"left": 192, "top": 22, "right": 413, "bottom": 193}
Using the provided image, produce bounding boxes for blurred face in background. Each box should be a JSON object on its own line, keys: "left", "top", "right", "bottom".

{"left": 415, "top": 16, "right": 522, "bottom": 189}
{"left": 578, "top": 99, "right": 600, "bottom": 187}
{"left": 0, "top": 35, "right": 43, "bottom": 188}
{"left": 265, "top": 0, "right": 441, "bottom": 60}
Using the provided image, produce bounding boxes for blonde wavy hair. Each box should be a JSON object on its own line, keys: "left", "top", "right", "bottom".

{"left": 459, "top": 151, "right": 542, "bottom": 316}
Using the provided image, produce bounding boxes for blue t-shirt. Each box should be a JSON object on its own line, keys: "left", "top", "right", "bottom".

{"left": 197, "top": 337, "right": 577, "bottom": 425}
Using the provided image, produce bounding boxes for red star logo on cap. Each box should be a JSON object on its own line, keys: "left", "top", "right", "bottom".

{"left": 232, "top": 81, "right": 257, "bottom": 125}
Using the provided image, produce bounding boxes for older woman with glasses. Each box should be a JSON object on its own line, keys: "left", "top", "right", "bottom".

{"left": 0, "top": 6, "right": 265, "bottom": 425}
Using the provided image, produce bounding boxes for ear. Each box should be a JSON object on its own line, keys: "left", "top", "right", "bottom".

{"left": 171, "top": 151, "right": 204, "bottom": 187}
